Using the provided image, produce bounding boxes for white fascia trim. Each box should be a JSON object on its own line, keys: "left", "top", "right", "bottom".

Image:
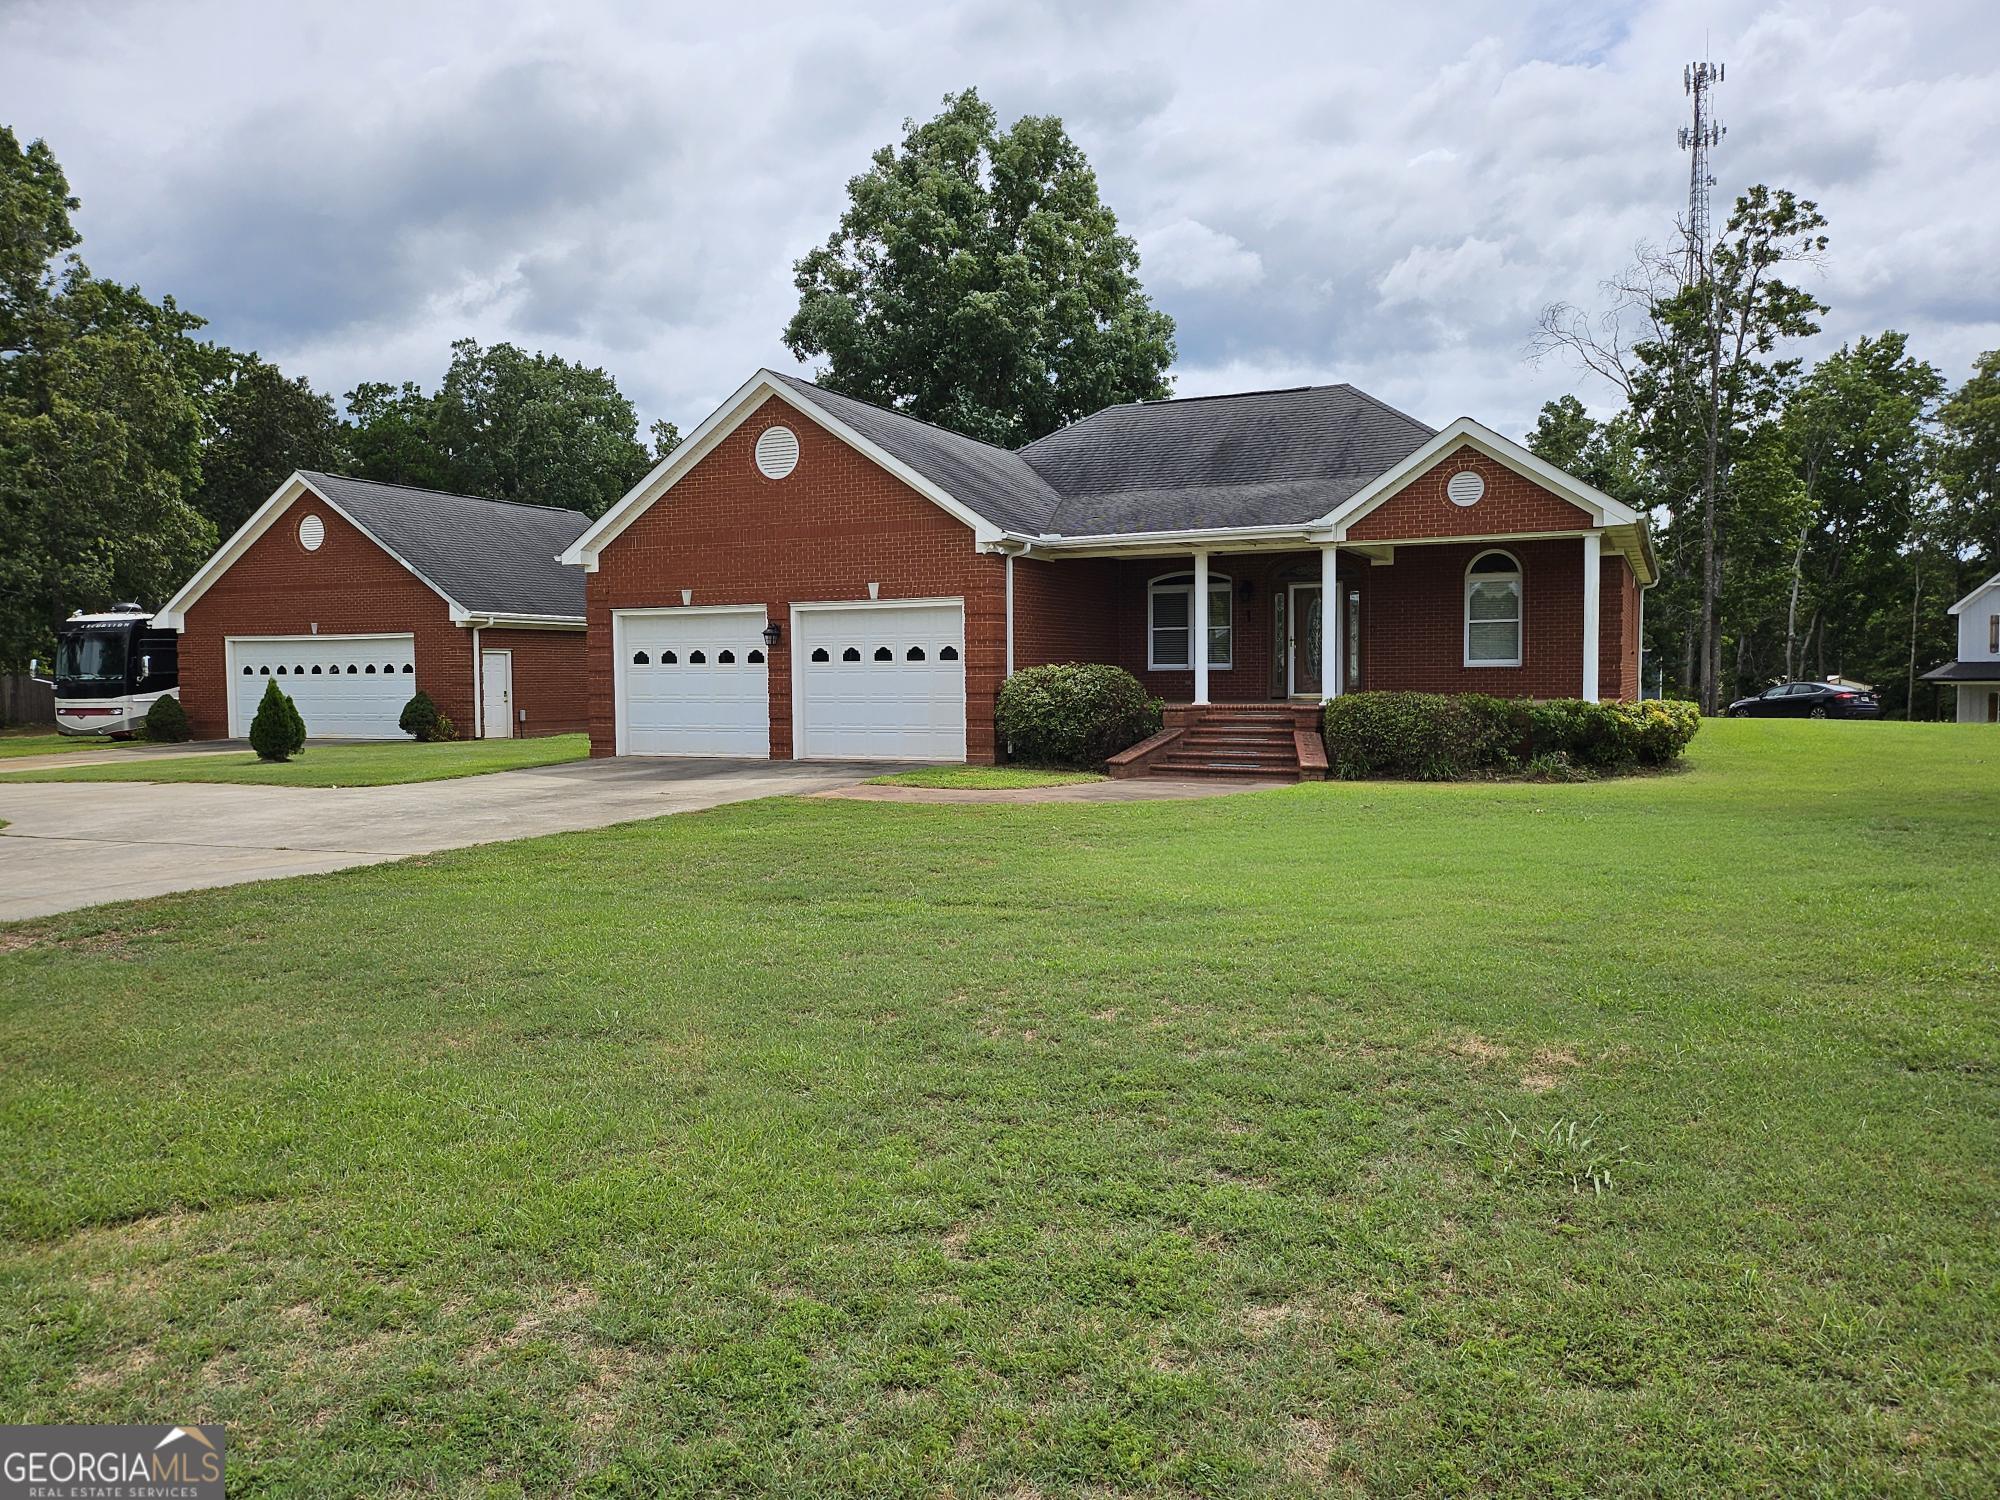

{"left": 612, "top": 603, "right": 769, "bottom": 619}
{"left": 1946, "top": 571, "right": 2000, "bottom": 615}
{"left": 790, "top": 595, "right": 966, "bottom": 613}
{"left": 1318, "top": 418, "right": 1641, "bottom": 536}
{"left": 562, "top": 371, "right": 1005, "bottom": 569}
{"left": 155, "top": 472, "right": 464, "bottom": 628}
{"left": 456, "top": 613, "right": 587, "bottom": 631}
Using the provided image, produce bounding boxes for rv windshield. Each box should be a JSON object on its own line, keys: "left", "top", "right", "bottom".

{"left": 56, "top": 631, "right": 129, "bottom": 685}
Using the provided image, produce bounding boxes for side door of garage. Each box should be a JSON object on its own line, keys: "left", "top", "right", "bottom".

{"left": 617, "top": 607, "right": 771, "bottom": 756}
{"left": 793, "top": 600, "right": 965, "bottom": 761}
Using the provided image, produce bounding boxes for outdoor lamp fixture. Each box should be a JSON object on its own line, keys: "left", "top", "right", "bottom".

{"left": 762, "top": 621, "right": 783, "bottom": 648}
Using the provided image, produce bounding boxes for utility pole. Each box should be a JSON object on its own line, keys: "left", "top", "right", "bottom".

{"left": 1680, "top": 58, "right": 1727, "bottom": 712}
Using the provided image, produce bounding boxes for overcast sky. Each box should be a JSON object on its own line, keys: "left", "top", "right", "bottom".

{"left": 6, "top": 0, "right": 1996, "bottom": 444}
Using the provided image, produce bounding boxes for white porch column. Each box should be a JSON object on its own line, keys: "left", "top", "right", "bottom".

{"left": 1192, "top": 550, "right": 1211, "bottom": 704}
{"left": 1004, "top": 552, "right": 1016, "bottom": 678}
{"left": 1581, "top": 530, "right": 1602, "bottom": 702}
{"left": 1320, "top": 543, "right": 1341, "bottom": 700}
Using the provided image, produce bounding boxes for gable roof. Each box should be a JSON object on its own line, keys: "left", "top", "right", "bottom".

{"left": 1020, "top": 384, "right": 1435, "bottom": 535}
{"left": 296, "top": 473, "right": 588, "bottom": 617}
{"left": 564, "top": 368, "right": 1654, "bottom": 581}
{"left": 156, "top": 472, "right": 590, "bottom": 629}
{"left": 1947, "top": 570, "right": 2000, "bottom": 615}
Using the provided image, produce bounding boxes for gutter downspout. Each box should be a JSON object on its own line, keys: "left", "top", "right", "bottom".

{"left": 471, "top": 623, "right": 482, "bottom": 739}
{"left": 1005, "top": 552, "right": 1016, "bottom": 678}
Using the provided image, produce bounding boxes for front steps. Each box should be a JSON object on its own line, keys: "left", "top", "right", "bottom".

{"left": 1108, "top": 703, "right": 1326, "bottom": 782}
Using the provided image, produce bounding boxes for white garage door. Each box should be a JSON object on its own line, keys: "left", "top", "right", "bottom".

{"left": 619, "top": 608, "right": 771, "bottom": 756}
{"left": 795, "top": 601, "right": 965, "bottom": 761}
{"left": 230, "top": 635, "right": 416, "bottom": 739}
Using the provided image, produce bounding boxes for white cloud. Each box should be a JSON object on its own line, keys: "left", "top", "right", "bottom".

{"left": 1139, "top": 218, "right": 1265, "bottom": 291}
{"left": 2, "top": 0, "right": 1996, "bottom": 445}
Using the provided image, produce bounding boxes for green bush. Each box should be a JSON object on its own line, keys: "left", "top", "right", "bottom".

{"left": 1322, "top": 691, "right": 1525, "bottom": 780}
{"left": 996, "top": 663, "right": 1161, "bottom": 768}
{"left": 140, "top": 693, "right": 191, "bottom": 743}
{"left": 399, "top": 690, "right": 441, "bottom": 742}
{"left": 249, "top": 679, "right": 306, "bottom": 762}
{"left": 1324, "top": 692, "right": 1699, "bottom": 780}
{"left": 434, "top": 715, "right": 457, "bottom": 743}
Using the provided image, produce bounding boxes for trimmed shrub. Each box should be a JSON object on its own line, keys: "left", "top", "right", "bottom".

{"left": 434, "top": 715, "right": 457, "bottom": 742}
{"left": 249, "top": 679, "right": 306, "bottom": 762}
{"left": 996, "top": 663, "right": 1162, "bottom": 768}
{"left": 1322, "top": 691, "right": 1524, "bottom": 780}
{"left": 140, "top": 693, "right": 191, "bottom": 743}
{"left": 1324, "top": 692, "right": 1699, "bottom": 780}
{"left": 399, "top": 690, "right": 448, "bottom": 742}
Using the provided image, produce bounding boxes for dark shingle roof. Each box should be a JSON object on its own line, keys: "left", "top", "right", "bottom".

{"left": 1921, "top": 660, "right": 2000, "bottom": 683}
{"left": 770, "top": 375, "right": 1436, "bottom": 539}
{"left": 773, "top": 375, "right": 1064, "bottom": 534}
{"left": 300, "top": 472, "right": 589, "bottom": 617}
{"left": 1019, "top": 385, "right": 1436, "bottom": 536}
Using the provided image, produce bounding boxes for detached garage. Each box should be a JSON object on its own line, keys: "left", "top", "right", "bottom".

{"left": 157, "top": 471, "right": 592, "bottom": 742}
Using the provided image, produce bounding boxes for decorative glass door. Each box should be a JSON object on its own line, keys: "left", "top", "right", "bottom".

{"left": 1288, "top": 584, "right": 1322, "bottom": 696}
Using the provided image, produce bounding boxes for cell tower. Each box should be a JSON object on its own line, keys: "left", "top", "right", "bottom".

{"left": 1679, "top": 59, "right": 1726, "bottom": 277}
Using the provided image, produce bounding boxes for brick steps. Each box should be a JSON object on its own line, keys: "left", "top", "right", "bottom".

{"left": 1121, "top": 702, "right": 1326, "bottom": 781}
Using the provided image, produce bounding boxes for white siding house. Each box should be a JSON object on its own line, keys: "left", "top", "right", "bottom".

{"left": 1925, "top": 572, "right": 2000, "bottom": 722}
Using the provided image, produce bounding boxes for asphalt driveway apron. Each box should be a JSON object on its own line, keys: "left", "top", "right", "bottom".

{"left": 0, "top": 758, "right": 885, "bottom": 920}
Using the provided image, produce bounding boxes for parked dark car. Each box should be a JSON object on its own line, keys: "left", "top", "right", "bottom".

{"left": 1726, "top": 681, "right": 1882, "bottom": 719}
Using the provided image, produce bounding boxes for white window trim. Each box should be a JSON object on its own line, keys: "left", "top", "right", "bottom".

{"left": 1147, "top": 571, "right": 1233, "bottom": 672}
{"left": 1464, "top": 549, "right": 1523, "bottom": 668}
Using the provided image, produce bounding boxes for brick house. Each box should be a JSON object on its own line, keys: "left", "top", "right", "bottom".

{"left": 559, "top": 370, "right": 1658, "bottom": 776}
{"left": 156, "top": 472, "right": 589, "bottom": 741}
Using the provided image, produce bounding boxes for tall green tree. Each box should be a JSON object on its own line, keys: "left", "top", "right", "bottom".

{"left": 343, "top": 339, "right": 661, "bottom": 517}
{"left": 1938, "top": 349, "right": 2000, "bottom": 579}
{"left": 194, "top": 354, "right": 350, "bottom": 537}
{"left": 784, "top": 88, "right": 1176, "bottom": 446}
{"left": 0, "top": 128, "right": 217, "bottom": 666}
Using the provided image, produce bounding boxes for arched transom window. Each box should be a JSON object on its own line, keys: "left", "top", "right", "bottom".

{"left": 1464, "top": 550, "right": 1522, "bottom": 667}
{"left": 1148, "top": 571, "right": 1232, "bottom": 671}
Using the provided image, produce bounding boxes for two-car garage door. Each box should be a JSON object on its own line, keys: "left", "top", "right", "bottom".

{"left": 615, "top": 600, "right": 965, "bottom": 760}
{"left": 229, "top": 635, "right": 415, "bottom": 739}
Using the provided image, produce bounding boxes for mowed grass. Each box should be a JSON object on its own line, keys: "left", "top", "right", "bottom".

{"left": 0, "top": 732, "right": 588, "bottom": 786}
{"left": 867, "top": 765, "right": 1108, "bottom": 790}
{"left": 1, "top": 719, "right": 1996, "bottom": 1496}
{"left": 0, "top": 729, "right": 116, "bottom": 758}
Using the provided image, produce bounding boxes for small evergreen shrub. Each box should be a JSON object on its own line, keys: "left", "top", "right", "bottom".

{"left": 249, "top": 679, "right": 306, "bottom": 761}
{"left": 996, "top": 663, "right": 1162, "bottom": 768}
{"left": 140, "top": 693, "right": 191, "bottom": 743}
{"left": 1324, "top": 692, "right": 1698, "bottom": 780}
{"left": 399, "top": 690, "right": 442, "bottom": 742}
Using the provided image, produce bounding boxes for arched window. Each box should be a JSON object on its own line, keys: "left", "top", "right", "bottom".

{"left": 661, "top": 651, "right": 677, "bottom": 664}
{"left": 907, "top": 646, "right": 926, "bottom": 661}
{"left": 632, "top": 651, "right": 649, "bottom": 664}
{"left": 811, "top": 648, "right": 830, "bottom": 663}
{"left": 873, "top": 646, "right": 893, "bottom": 662}
{"left": 748, "top": 649, "right": 766, "bottom": 664}
{"left": 401, "top": 663, "right": 414, "bottom": 673}
{"left": 842, "top": 647, "right": 861, "bottom": 663}
{"left": 940, "top": 645, "right": 959, "bottom": 661}
{"left": 310, "top": 665, "right": 323, "bottom": 675}
{"left": 1465, "top": 550, "right": 1522, "bottom": 667}
{"left": 718, "top": 649, "right": 735, "bottom": 664}
{"left": 1148, "top": 571, "right": 1232, "bottom": 671}
{"left": 689, "top": 650, "right": 706, "bottom": 665}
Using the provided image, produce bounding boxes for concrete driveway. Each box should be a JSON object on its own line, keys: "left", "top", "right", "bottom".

{"left": 0, "top": 758, "right": 887, "bottom": 920}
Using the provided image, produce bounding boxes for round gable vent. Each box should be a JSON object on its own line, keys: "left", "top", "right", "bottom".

{"left": 754, "top": 425, "right": 800, "bottom": 480}
{"left": 1446, "top": 470, "right": 1485, "bottom": 507}
{"left": 298, "top": 513, "right": 326, "bottom": 551}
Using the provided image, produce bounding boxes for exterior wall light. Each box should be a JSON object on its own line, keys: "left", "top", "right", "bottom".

{"left": 762, "top": 621, "right": 783, "bottom": 648}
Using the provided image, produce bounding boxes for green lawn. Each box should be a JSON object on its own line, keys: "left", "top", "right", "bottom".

{"left": 867, "top": 764, "right": 1109, "bottom": 789}
{"left": 1, "top": 719, "right": 1995, "bottom": 1496}
{"left": 0, "top": 733, "right": 588, "bottom": 787}
{"left": 0, "top": 729, "right": 116, "bottom": 758}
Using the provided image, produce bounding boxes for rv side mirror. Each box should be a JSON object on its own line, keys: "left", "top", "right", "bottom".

{"left": 29, "top": 657, "right": 52, "bottom": 686}
{"left": 140, "top": 655, "right": 152, "bottom": 680}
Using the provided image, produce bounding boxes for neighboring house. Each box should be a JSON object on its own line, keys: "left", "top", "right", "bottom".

{"left": 1922, "top": 571, "right": 2000, "bottom": 722}
{"left": 559, "top": 371, "right": 1656, "bottom": 773}
{"left": 156, "top": 472, "right": 590, "bottom": 741}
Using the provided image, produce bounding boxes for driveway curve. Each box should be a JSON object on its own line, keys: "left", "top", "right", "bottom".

{"left": 0, "top": 758, "right": 885, "bottom": 920}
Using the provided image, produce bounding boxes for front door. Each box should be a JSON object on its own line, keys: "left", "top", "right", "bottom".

{"left": 1287, "top": 584, "right": 1322, "bottom": 697}
{"left": 481, "top": 649, "right": 514, "bottom": 738}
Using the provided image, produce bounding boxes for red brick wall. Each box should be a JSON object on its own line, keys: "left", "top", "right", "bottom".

{"left": 481, "top": 627, "right": 588, "bottom": 736}
{"left": 586, "top": 396, "right": 1006, "bottom": 760}
{"left": 1011, "top": 555, "right": 1118, "bottom": 668}
{"left": 179, "top": 499, "right": 586, "bottom": 740}
{"left": 1346, "top": 445, "right": 1593, "bottom": 542}
{"left": 179, "top": 499, "right": 469, "bottom": 739}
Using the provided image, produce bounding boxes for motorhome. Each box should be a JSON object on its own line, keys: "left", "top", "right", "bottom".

{"left": 38, "top": 604, "right": 180, "bottom": 736}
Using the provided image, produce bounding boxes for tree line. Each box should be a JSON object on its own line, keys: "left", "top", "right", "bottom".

{"left": 1531, "top": 187, "right": 1997, "bottom": 717}
{"left": 0, "top": 127, "right": 679, "bottom": 667}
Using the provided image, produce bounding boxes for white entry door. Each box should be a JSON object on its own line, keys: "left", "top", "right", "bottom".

{"left": 481, "top": 650, "right": 513, "bottom": 738}
{"left": 617, "top": 607, "right": 771, "bottom": 756}
{"left": 794, "top": 600, "right": 966, "bottom": 760}
{"left": 229, "top": 635, "right": 416, "bottom": 739}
